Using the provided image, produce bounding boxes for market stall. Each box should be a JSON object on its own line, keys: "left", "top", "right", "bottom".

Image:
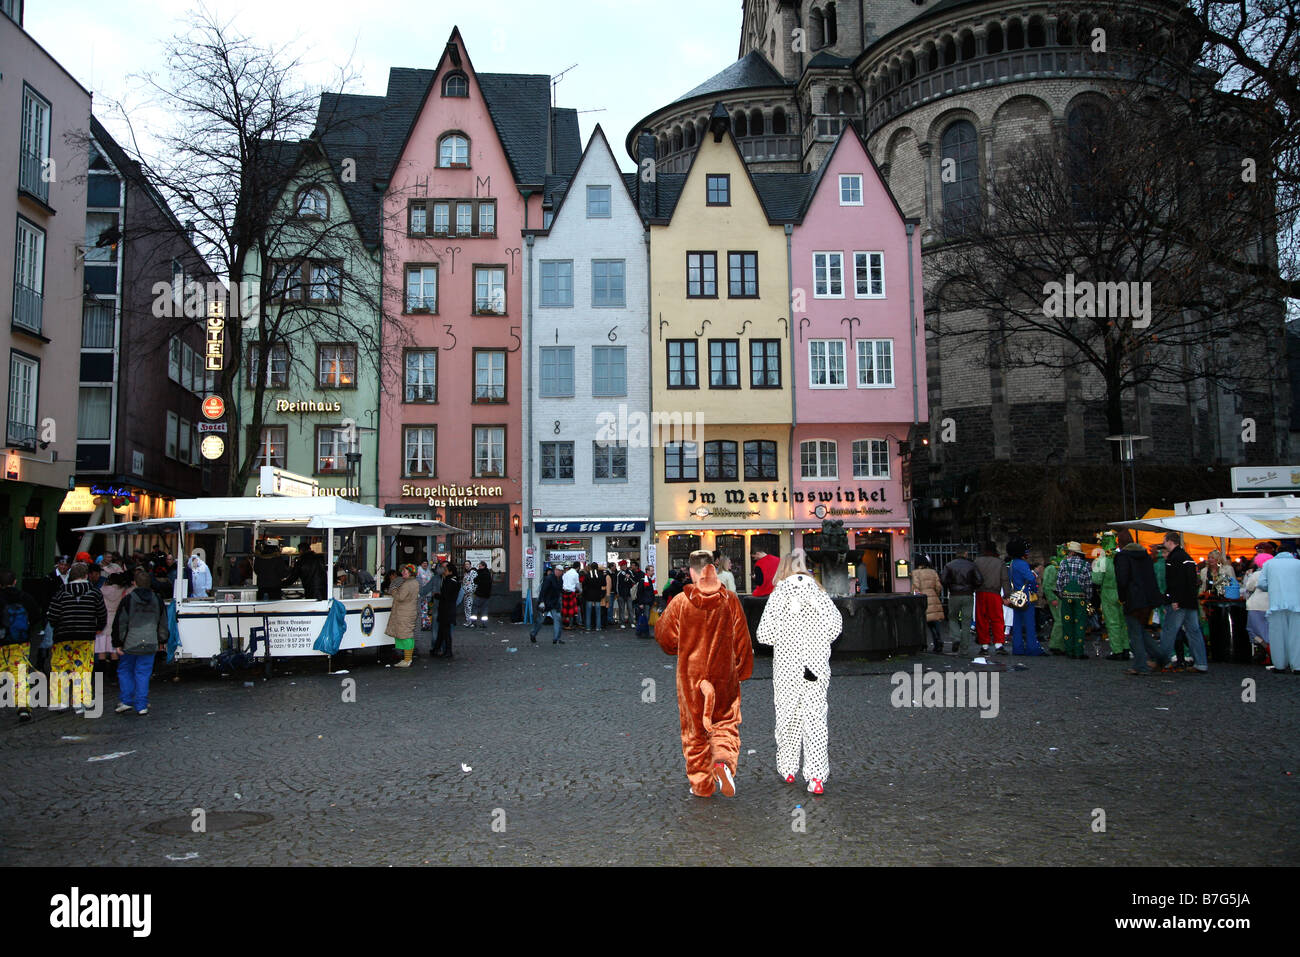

{"left": 76, "top": 496, "right": 464, "bottom": 662}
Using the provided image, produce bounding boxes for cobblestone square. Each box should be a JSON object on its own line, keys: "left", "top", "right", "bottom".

{"left": 2, "top": 620, "right": 1296, "bottom": 867}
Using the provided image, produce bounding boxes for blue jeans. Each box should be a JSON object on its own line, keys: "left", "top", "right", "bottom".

{"left": 530, "top": 604, "right": 562, "bottom": 641}
{"left": 117, "top": 652, "right": 155, "bottom": 710}
{"left": 1126, "top": 613, "right": 1155, "bottom": 666}
{"left": 1159, "top": 606, "right": 1207, "bottom": 670}
{"left": 585, "top": 601, "right": 602, "bottom": 630}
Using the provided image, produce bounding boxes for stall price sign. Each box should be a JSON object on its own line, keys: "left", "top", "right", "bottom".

{"left": 523, "top": 546, "right": 536, "bottom": 579}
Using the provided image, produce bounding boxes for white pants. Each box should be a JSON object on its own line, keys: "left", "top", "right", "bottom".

{"left": 773, "top": 657, "right": 831, "bottom": 783}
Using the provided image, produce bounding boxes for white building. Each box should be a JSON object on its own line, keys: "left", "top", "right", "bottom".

{"left": 522, "top": 127, "right": 651, "bottom": 585}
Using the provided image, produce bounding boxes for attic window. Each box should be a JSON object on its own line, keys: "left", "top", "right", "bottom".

{"left": 296, "top": 186, "right": 328, "bottom": 219}
{"left": 442, "top": 72, "right": 469, "bottom": 97}
{"left": 439, "top": 133, "right": 470, "bottom": 168}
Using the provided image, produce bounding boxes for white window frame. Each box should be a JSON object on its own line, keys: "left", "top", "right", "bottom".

{"left": 809, "top": 339, "right": 847, "bottom": 389}
{"left": 406, "top": 265, "right": 438, "bottom": 312}
{"left": 403, "top": 426, "right": 437, "bottom": 477}
{"left": 432, "top": 202, "right": 450, "bottom": 235}
{"left": 318, "top": 344, "right": 356, "bottom": 388}
{"left": 255, "top": 426, "right": 287, "bottom": 469}
{"left": 77, "top": 386, "right": 112, "bottom": 441}
{"left": 839, "top": 174, "right": 863, "bottom": 206}
{"left": 165, "top": 411, "right": 179, "bottom": 460}
{"left": 178, "top": 417, "right": 193, "bottom": 466}
{"left": 800, "top": 439, "right": 839, "bottom": 481}
{"left": 456, "top": 202, "right": 473, "bottom": 236}
{"left": 852, "top": 438, "right": 891, "bottom": 480}
{"left": 856, "top": 338, "right": 895, "bottom": 388}
{"left": 15, "top": 217, "right": 45, "bottom": 294}
{"left": 7, "top": 352, "right": 39, "bottom": 444}
{"left": 438, "top": 134, "right": 469, "bottom": 168}
{"left": 854, "top": 250, "right": 885, "bottom": 299}
{"left": 813, "top": 251, "right": 844, "bottom": 298}
{"left": 474, "top": 266, "right": 506, "bottom": 315}
{"left": 317, "top": 426, "right": 349, "bottom": 473}
{"left": 474, "top": 350, "right": 506, "bottom": 402}
{"left": 474, "top": 426, "right": 505, "bottom": 478}
{"left": 405, "top": 350, "right": 437, "bottom": 403}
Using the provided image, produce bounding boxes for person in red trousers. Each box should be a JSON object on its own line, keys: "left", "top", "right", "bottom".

{"left": 973, "top": 542, "right": 1010, "bottom": 656}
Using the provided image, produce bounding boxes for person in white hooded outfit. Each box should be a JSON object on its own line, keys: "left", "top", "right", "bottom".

{"left": 188, "top": 549, "right": 212, "bottom": 599}
{"left": 756, "top": 549, "right": 844, "bottom": 794}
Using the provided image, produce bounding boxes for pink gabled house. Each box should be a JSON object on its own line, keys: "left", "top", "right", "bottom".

{"left": 790, "top": 127, "right": 926, "bottom": 592}
{"left": 378, "top": 27, "right": 580, "bottom": 600}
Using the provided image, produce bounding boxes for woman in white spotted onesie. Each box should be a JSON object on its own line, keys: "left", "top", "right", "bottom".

{"left": 756, "top": 550, "right": 844, "bottom": 794}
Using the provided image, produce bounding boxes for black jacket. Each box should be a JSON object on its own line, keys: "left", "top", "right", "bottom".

{"left": 1114, "top": 544, "right": 1163, "bottom": 612}
{"left": 47, "top": 580, "right": 106, "bottom": 642}
{"left": 253, "top": 554, "right": 288, "bottom": 600}
{"left": 283, "top": 553, "right": 327, "bottom": 600}
{"left": 940, "top": 557, "right": 981, "bottom": 595}
{"left": 474, "top": 569, "right": 493, "bottom": 599}
{"left": 438, "top": 573, "right": 462, "bottom": 611}
{"left": 536, "top": 573, "right": 562, "bottom": 609}
{"left": 581, "top": 571, "right": 605, "bottom": 602}
{"left": 616, "top": 570, "right": 634, "bottom": 598}
{"left": 1163, "top": 546, "right": 1200, "bottom": 607}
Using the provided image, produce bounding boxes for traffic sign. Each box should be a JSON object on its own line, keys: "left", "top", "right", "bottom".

{"left": 201, "top": 395, "right": 225, "bottom": 420}
{"left": 200, "top": 435, "right": 225, "bottom": 460}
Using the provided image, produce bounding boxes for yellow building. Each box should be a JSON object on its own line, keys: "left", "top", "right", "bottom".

{"left": 649, "top": 105, "right": 796, "bottom": 590}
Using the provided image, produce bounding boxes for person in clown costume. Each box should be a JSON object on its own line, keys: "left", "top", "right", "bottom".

{"left": 1042, "top": 544, "right": 1066, "bottom": 654}
{"left": 1092, "top": 532, "right": 1130, "bottom": 660}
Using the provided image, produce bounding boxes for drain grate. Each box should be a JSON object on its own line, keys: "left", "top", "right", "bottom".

{"left": 145, "top": 811, "right": 272, "bottom": 835}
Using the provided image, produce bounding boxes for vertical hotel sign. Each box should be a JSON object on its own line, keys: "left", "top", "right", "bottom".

{"left": 206, "top": 299, "right": 225, "bottom": 371}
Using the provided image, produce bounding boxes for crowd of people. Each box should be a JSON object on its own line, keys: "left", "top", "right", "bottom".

{"left": 913, "top": 533, "right": 1300, "bottom": 675}
{"left": 0, "top": 546, "right": 195, "bottom": 721}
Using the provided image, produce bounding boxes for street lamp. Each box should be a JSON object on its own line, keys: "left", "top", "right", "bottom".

{"left": 1105, "top": 434, "right": 1149, "bottom": 520}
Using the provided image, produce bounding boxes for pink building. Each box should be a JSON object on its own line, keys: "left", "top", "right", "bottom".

{"left": 790, "top": 128, "right": 926, "bottom": 592}
{"left": 378, "top": 28, "right": 579, "bottom": 599}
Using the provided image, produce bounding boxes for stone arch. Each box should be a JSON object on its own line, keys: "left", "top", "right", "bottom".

{"left": 1027, "top": 15, "right": 1047, "bottom": 48}
{"left": 990, "top": 94, "right": 1053, "bottom": 170}
{"left": 986, "top": 21, "right": 1004, "bottom": 55}
{"left": 940, "top": 35, "right": 957, "bottom": 66}
{"left": 1057, "top": 16, "right": 1073, "bottom": 46}
{"left": 842, "top": 87, "right": 857, "bottom": 113}
{"left": 697, "top": 118, "right": 708, "bottom": 143}
{"left": 921, "top": 40, "right": 938, "bottom": 72}
{"left": 826, "top": 2, "right": 838, "bottom": 45}
{"left": 903, "top": 50, "right": 916, "bottom": 81}
{"left": 750, "top": 108, "right": 765, "bottom": 135}
{"left": 810, "top": 8, "right": 825, "bottom": 49}
{"left": 685, "top": 122, "right": 696, "bottom": 148}
{"left": 826, "top": 87, "right": 840, "bottom": 114}
{"left": 958, "top": 28, "right": 976, "bottom": 61}
{"left": 734, "top": 111, "right": 748, "bottom": 136}
{"left": 772, "top": 107, "right": 788, "bottom": 134}
{"left": 671, "top": 127, "right": 683, "bottom": 152}
{"left": 1007, "top": 18, "right": 1025, "bottom": 50}
{"left": 883, "top": 125, "right": 924, "bottom": 219}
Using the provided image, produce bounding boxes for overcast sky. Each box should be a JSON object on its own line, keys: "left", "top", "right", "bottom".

{"left": 27, "top": 0, "right": 742, "bottom": 171}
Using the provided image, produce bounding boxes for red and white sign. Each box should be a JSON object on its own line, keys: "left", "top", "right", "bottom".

{"left": 201, "top": 395, "right": 225, "bottom": 420}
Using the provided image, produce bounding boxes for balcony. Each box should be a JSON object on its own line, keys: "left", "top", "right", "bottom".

{"left": 7, "top": 419, "right": 37, "bottom": 451}
{"left": 19, "top": 150, "right": 49, "bottom": 205}
{"left": 13, "top": 282, "right": 42, "bottom": 335}
{"left": 865, "top": 49, "right": 1179, "bottom": 134}
{"left": 658, "top": 134, "right": 801, "bottom": 173}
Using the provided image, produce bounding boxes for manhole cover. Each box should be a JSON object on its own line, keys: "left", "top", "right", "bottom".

{"left": 145, "top": 811, "right": 272, "bottom": 835}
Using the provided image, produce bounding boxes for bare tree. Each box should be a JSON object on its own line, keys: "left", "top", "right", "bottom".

{"left": 113, "top": 7, "right": 403, "bottom": 494}
{"left": 930, "top": 82, "right": 1286, "bottom": 449}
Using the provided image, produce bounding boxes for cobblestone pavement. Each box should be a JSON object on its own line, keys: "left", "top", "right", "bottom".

{"left": 1, "top": 618, "right": 1297, "bottom": 866}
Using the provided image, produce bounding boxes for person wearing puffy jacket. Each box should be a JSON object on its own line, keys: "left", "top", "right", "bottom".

{"left": 910, "top": 557, "right": 945, "bottom": 654}
{"left": 756, "top": 549, "right": 844, "bottom": 795}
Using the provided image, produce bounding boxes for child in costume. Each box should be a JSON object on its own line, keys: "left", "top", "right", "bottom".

{"left": 655, "top": 550, "right": 753, "bottom": 798}
{"left": 1042, "top": 545, "right": 1065, "bottom": 653}
{"left": 756, "top": 550, "right": 843, "bottom": 794}
{"left": 1093, "top": 532, "right": 1128, "bottom": 659}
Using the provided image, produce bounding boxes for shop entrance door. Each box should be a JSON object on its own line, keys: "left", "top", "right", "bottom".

{"left": 715, "top": 534, "right": 746, "bottom": 592}
{"left": 666, "top": 535, "right": 700, "bottom": 574}
{"left": 853, "top": 533, "right": 893, "bottom": 593}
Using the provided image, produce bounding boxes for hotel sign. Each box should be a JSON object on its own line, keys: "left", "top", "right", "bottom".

{"left": 206, "top": 301, "right": 225, "bottom": 371}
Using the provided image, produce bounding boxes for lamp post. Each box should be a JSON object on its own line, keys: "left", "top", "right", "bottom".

{"left": 1105, "top": 434, "right": 1149, "bottom": 520}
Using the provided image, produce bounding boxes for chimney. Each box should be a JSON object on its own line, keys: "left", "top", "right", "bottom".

{"left": 636, "top": 130, "right": 657, "bottom": 221}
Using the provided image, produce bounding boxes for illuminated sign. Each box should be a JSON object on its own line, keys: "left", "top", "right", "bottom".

{"left": 259, "top": 466, "right": 319, "bottom": 497}
{"left": 5, "top": 450, "right": 20, "bottom": 481}
{"left": 401, "top": 483, "right": 503, "bottom": 508}
{"left": 197, "top": 422, "right": 228, "bottom": 434}
{"left": 200, "top": 435, "right": 226, "bottom": 460}
{"left": 205, "top": 301, "right": 225, "bottom": 371}
{"left": 274, "top": 399, "right": 343, "bottom": 413}
{"left": 202, "top": 395, "right": 225, "bottom": 419}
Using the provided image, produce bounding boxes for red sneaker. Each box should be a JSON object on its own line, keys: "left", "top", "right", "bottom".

{"left": 807, "top": 778, "right": 824, "bottom": 794}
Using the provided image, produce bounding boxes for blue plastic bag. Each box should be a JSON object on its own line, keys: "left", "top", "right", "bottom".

{"left": 312, "top": 598, "right": 347, "bottom": 656}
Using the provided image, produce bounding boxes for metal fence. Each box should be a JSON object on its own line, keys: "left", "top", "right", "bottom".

{"left": 912, "top": 542, "right": 979, "bottom": 575}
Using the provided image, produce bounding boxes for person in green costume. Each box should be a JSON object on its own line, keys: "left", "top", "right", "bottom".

{"left": 1043, "top": 544, "right": 1066, "bottom": 654}
{"left": 1092, "top": 531, "right": 1129, "bottom": 659}
{"left": 1056, "top": 541, "right": 1093, "bottom": 659}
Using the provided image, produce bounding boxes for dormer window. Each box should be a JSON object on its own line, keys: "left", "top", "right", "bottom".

{"left": 296, "top": 186, "right": 328, "bottom": 219}
{"left": 438, "top": 133, "right": 469, "bottom": 168}
{"left": 442, "top": 72, "right": 469, "bottom": 97}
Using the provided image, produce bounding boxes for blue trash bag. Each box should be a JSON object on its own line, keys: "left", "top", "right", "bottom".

{"left": 313, "top": 598, "right": 347, "bottom": 656}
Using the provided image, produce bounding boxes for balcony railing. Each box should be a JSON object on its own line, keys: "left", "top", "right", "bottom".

{"left": 865, "top": 49, "right": 1179, "bottom": 133}
{"left": 736, "top": 134, "right": 800, "bottom": 163}
{"left": 19, "top": 150, "right": 49, "bottom": 204}
{"left": 13, "top": 282, "right": 42, "bottom": 334}
{"left": 7, "top": 419, "right": 37, "bottom": 450}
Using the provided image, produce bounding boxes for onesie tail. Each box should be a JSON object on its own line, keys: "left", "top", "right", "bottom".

{"left": 698, "top": 679, "right": 716, "bottom": 733}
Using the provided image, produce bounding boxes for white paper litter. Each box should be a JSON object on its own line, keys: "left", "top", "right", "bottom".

{"left": 60, "top": 735, "right": 86, "bottom": 741}
{"left": 461, "top": 763, "right": 472, "bottom": 773}
{"left": 87, "top": 750, "right": 136, "bottom": 762}
{"left": 1155, "top": 707, "right": 1170, "bottom": 710}
{"left": 329, "top": 670, "right": 350, "bottom": 676}
{"left": 166, "top": 852, "right": 199, "bottom": 861}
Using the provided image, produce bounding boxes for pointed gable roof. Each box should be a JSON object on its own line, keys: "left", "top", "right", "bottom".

{"left": 540, "top": 124, "right": 638, "bottom": 232}
{"left": 796, "top": 122, "right": 911, "bottom": 224}
{"left": 674, "top": 49, "right": 790, "bottom": 104}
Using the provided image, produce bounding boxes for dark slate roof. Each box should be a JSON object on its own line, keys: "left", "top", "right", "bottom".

{"left": 806, "top": 52, "right": 855, "bottom": 69}
{"left": 313, "top": 92, "right": 388, "bottom": 247}
{"left": 752, "top": 173, "right": 816, "bottom": 220}
{"left": 674, "top": 50, "right": 790, "bottom": 103}
{"left": 623, "top": 173, "right": 688, "bottom": 222}
{"left": 542, "top": 174, "right": 570, "bottom": 211}
{"left": 381, "top": 67, "right": 434, "bottom": 177}
{"left": 478, "top": 72, "right": 554, "bottom": 183}
{"left": 551, "top": 108, "right": 581, "bottom": 176}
